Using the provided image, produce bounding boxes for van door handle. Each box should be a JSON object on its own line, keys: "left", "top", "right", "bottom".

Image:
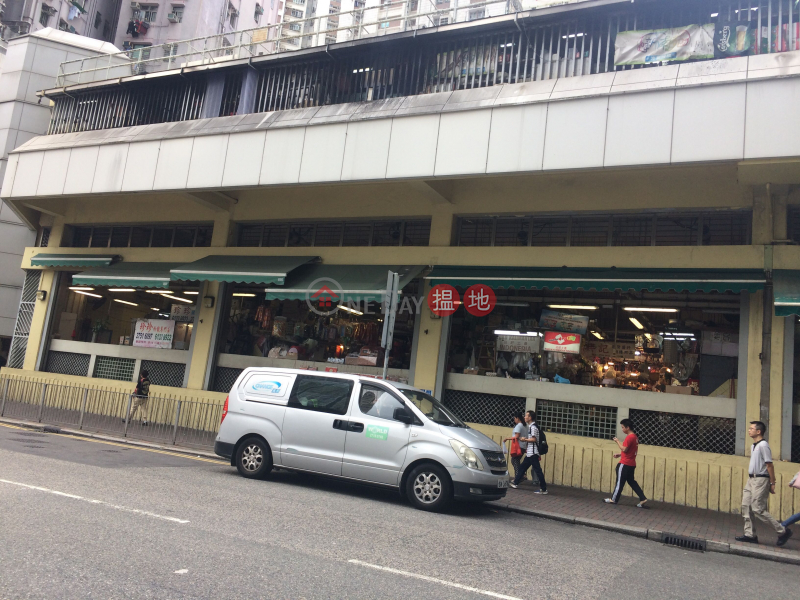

{"left": 333, "top": 419, "right": 346, "bottom": 430}
{"left": 348, "top": 422, "right": 364, "bottom": 433}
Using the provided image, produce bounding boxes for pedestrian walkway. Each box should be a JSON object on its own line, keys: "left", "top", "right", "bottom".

{"left": 490, "top": 480, "right": 800, "bottom": 563}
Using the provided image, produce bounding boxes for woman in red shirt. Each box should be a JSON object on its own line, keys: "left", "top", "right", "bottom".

{"left": 604, "top": 419, "right": 648, "bottom": 508}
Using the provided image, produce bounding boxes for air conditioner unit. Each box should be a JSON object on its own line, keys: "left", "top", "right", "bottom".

{"left": 167, "top": 12, "right": 179, "bottom": 22}
{"left": 130, "top": 2, "right": 141, "bottom": 9}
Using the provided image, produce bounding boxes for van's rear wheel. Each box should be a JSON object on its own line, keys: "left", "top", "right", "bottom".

{"left": 236, "top": 437, "right": 273, "bottom": 479}
{"left": 406, "top": 463, "right": 452, "bottom": 511}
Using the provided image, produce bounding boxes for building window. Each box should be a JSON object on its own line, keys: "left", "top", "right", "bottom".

{"left": 237, "top": 219, "right": 431, "bottom": 247}
{"left": 69, "top": 224, "right": 213, "bottom": 248}
{"left": 254, "top": 3, "right": 263, "bottom": 24}
{"left": 289, "top": 23, "right": 301, "bottom": 31}
{"left": 290, "top": 9, "right": 303, "bottom": 17}
{"left": 168, "top": 9, "right": 183, "bottom": 23}
{"left": 229, "top": 3, "right": 239, "bottom": 28}
{"left": 142, "top": 5, "right": 158, "bottom": 22}
{"left": 94, "top": 11, "right": 102, "bottom": 28}
{"left": 103, "top": 20, "right": 111, "bottom": 40}
{"left": 39, "top": 9, "right": 51, "bottom": 27}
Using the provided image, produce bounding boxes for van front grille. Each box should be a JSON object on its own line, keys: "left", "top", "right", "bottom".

{"left": 480, "top": 450, "right": 508, "bottom": 473}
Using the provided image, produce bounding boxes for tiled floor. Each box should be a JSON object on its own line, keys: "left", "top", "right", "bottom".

{"left": 490, "top": 480, "right": 800, "bottom": 557}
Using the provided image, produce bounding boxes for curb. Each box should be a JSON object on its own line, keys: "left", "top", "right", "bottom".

{"left": 0, "top": 417, "right": 224, "bottom": 461}
{"left": 492, "top": 503, "right": 800, "bottom": 566}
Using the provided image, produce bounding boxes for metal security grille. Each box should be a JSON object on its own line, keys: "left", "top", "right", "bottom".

{"left": 630, "top": 409, "right": 736, "bottom": 455}
{"left": 8, "top": 271, "right": 41, "bottom": 370}
{"left": 45, "top": 351, "right": 90, "bottom": 377}
{"left": 70, "top": 224, "right": 213, "bottom": 248}
{"left": 213, "top": 367, "right": 244, "bottom": 393}
{"left": 93, "top": 356, "right": 136, "bottom": 382}
{"left": 141, "top": 360, "right": 186, "bottom": 388}
{"left": 237, "top": 219, "right": 431, "bottom": 247}
{"left": 220, "top": 70, "right": 244, "bottom": 117}
{"left": 536, "top": 399, "right": 617, "bottom": 440}
{"left": 39, "top": 228, "right": 51, "bottom": 247}
{"left": 48, "top": 74, "right": 206, "bottom": 135}
{"left": 442, "top": 389, "right": 525, "bottom": 427}
{"left": 788, "top": 206, "right": 800, "bottom": 243}
{"left": 792, "top": 425, "right": 800, "bottom": 463}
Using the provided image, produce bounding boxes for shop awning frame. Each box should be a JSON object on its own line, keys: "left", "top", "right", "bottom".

{"left": 425, "top": 266, "right": 766, "bottom": 294}
{"left": 773, "top": 270, "right": 800, "bottom": 317}
{"left": 170, "top": 256, "right": 317, "bottom": 284}
{"left": 31, "top": 253, "right": 117, "bottom": 268}
{"left": 72, "top": 263, "right": 180, "bottom": 288}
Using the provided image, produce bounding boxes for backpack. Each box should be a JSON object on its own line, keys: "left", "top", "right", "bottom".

{"left": 534, "top": 424, "right": 549, "bottom": 455}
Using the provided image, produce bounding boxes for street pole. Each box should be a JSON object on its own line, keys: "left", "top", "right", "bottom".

{"left": 381, "top": 271, "right": 400, "bottom": 380}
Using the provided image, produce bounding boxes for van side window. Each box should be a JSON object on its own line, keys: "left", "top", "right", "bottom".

{"left": 288, "top": 376, "right": 353, "bottom": 415}
{"left": 358, "top": 385, "right": 405, "bottom": 421}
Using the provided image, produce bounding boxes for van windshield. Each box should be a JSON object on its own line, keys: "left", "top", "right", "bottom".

{"left": 399, "top": 389, "right": 466, "bottom": 428}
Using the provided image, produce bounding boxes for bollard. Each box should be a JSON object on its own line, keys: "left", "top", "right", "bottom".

{"left": 37, "top": 383, "right": 47, "bottom": 423}
{"left": 123, "top": 394, "right": 133, "bottom": 437}
{"left": 78, "top": 388, "right": 89, "bottom": 430}
{"left": 172, "top": 400, "right": 182, "bottom": 445}
{"left": 0, "top": 378, "right": 9, "bottom": 417}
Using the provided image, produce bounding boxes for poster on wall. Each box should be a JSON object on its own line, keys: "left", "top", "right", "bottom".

{"left": 714, "top": 22, "right": 755, "bottom": 58}
{"left": 496, "top": 334, "right": 541, "bottom": 354}
{"left": 133, "top": 319, "right": 175, "bottom": 349}
{"left": 539, "top": 310, "right": 589, "bottom": 335}
{"left": 614, "top": 23, "right": 715, "bottom": 66}
{"left": 581, "top": 341, "right": 636, "bottom": 360}
{"left": 543, "top": 331, "right": 582, "bottom": 354}
{"left": 170, "top": 304, "right": 196, "bottom": 323}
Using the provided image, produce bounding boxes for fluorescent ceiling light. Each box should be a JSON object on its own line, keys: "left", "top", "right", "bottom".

{"left": 494, "top": 330, "right": 538, "bottom": 336}
{"left": 74, "top": 290, "right": 102, "bottom": 298}
{"left": 69, "top": 286, "right": 94, "bottom": 291}
{"left": 623, "top": 307, "right": 679, "bottom": 313}
{"left": 151, "top": 307, "right": 159, "bottom": 311}
{"left": 114, "top": 299, "right": 138, "bottom": 307}
{"left": 183, "top": 291, "right": 199, "bottom": 295}
{"left": 659, "top": 332, "right": 694, "bottom": 337}
{"left": 547, "top": 304, "right": 598, "bottom": 310}
{"left": 710, "top": 12, "right": 719, "bottom": 17}
{"left": 146, "top": 290, "right": 169, "bottom": 294}
{"left": 644, "top": 333, "right": 652, "bottom": 340}
{"left": 629, "top": 317, "right": 644, "bottom": 330}
{"left": 232, "top": 293, "right": 256, "bottom": 297}
{"left": 591, "top": 331, "right": 604, "bottom": 339}
{"left": 496, "top": 302, "right": 529, "bottom": 307}
{"left": 160, "top": 293, "right": 193, "bottom": 303}
{"left": 108, "top": 288, "right": 136, "bottom": 292}
{"left": 338, "top": 305, "right": 364, "bottom": 316}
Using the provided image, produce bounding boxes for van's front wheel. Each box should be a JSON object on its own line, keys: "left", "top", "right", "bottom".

{"left": 236, "top": 437, "right": 273, "bottom": 479}
{"left": 406, "top": 463, "right": 452, "bottom": 511}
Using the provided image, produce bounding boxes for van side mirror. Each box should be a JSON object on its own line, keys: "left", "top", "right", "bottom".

{"left": 393, "top": 407, "right": 413, "bottom": 424}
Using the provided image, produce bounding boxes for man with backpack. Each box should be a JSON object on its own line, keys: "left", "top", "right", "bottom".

{"left": 126, "top": 369, "right": 151, "bottom": 426}
{"left": 509, "top": 410, "right": 548, "bottom": 494}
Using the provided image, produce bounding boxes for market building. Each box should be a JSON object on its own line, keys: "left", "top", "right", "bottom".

{"left": 2, "top": 0, "right": 800, "bottom": 515}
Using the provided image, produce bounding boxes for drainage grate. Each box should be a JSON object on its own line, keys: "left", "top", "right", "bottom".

{"left": 661, "top": 532, "right": 706, "bottom": 552}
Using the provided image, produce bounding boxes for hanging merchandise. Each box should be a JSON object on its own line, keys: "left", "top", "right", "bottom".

{"left": 614, "top": 24, "right": 715, "bottom": 66}
{"left": 272, "top": 316, "right": 287, "bottom": 338}
{"left": 126, "top": 20, "right": 136, "bottom": 35}
{"left": 714, "top": 21, "right": 755, "bottom": 58}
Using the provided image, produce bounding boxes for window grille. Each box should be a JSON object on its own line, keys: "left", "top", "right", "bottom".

{"left": 110, "top": 227, "right": 131, "bottom": 247}
{"left": 630, "top": 409, "right": 736, "bottom": 455}
{"left": 72, "top": 224, "right": 212, "bottom": 248}
{"left": 288, "top": 225, "right": 315, "bottom": 247}
{"left": 219, "top": 70, "right": 243, "bottom": 117}
{"left": 151, "top": 227, "right": 174, "bottom": 247}
{"left": 238, "top": 225, "right": 263, "bottom": 247}
{"left": 173, "top": 227, "right": 198, "bottom": 247}
{"left": 494, "top": 218, "right": 528, "bottom": 247}
{"left": 343, "top": 222, "right": 372, "bottom": 246}
{"left": 442, "top": 389, "right": 525, "bottom": 427}
{"left": 264, "top": 223, "right": 290, "bottom": 246}
{"left": 530, "top": 218, "right": 569, "bottom": 247}
{"left": 315, "top": 223, "right": 343, "bottom": 246}
{"left": 93, "top": 356, "right": 136, "bottom": 382}
{"left": 702, "top": 212, "right": 751, "bottom": 246}
{"left": 213, "top": 367, "right": 244, "bottom": 393}
{"left": 371, "top": 221, "right": 402, "bottom": 246}
{"left": 613, "top": 216, "right": 652, "bottom": 246}
{"left": 402, "top": 220, "right": 431, "bottom": 246}
{"left": 655, "top": 215, "right": 698, "bottom": 246}
{"left": 237, "top": 219, "right": 430, "bottom": 247}
{"left": 141, "top": 360, "right": 186, "bottom": 388}
{"left": 787, "top": 206, "right": 800, "bottom": 243}
{"left": 457, "top": 218, "right": 493, "bottom": 246}
{"left": 45, "top": 351, "right": 90, "bottom": 376}
{"left": 570, "top": 217, "right": 609, "bottom": 247}
{"left": 90, "top": 227, "right": 111, "bottom": 247}
{"left": 39, "top": 227, "right": 51, "bottom": 247}
{"left": 792, "top": 425, "right": 800, "bottom": 463}
{"left": 536, "top": 399, "right": 617, "bottom": 440}
{"left": 8, "top": 271, "right": 42, "bottom": 369}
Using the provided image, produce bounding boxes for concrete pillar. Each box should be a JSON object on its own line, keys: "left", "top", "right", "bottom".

{"left": 616, "top": 407, "right": 630, "bottom": 441}
{"left": 22, "top": 270, "right": 56, "bottom": 371}
{"left": 411, "top": 281, "right": 444, "bottom": 393}
{"left": 780, "top": 316, "right": 794, "bottom": 460}
{"left": 201, "top": 72, "right": 226, "bottom": 120}
{"left": 745, "top": 290, "right": 764, "bottom": 455}
{"left": 736, "top": 293, "right": 751, "bottom": 455}
{"left": 185, "top": 280, "right": 224, "bottom": 390}
{"left": 237, "top": 69, "right": 259, "bottom": 115}
{"left": 769, "top": 314, "right": 786, "bottom": 455}
{"left": 429, "top": 208, "right": 455, "bottom": 246}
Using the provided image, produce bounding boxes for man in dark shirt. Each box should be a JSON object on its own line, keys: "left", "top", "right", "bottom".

{"left": 128, "top": 370, "right": 151, "bottom": 426}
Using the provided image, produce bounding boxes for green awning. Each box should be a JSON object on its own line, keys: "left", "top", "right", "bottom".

{"left": 170, "top": 256, "right": 316, "bottom": 284}
{"left": 426, "top": 266, "right": 765, "bottom": 294}
{"left": 774, "top": 270, "right": 800, "bottom": 316}
{"left": 72, "top": 263, "right": 180, "bottom": 288}
{"left": 264, "top": 264, "right": 425, "bottom": 302}
{"left": 30, "top": 253, "right": 117, "bottom": 268}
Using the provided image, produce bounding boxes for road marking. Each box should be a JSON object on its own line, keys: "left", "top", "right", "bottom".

{"left": 0, "top": 422, "right": 223, "bottom": 464}
{"left": 174, "top": 569, "right": 189, "bottom": 574}
{"left": 0, "top": 478, "right": 190, "bottom": 524}
{"left": 347, "top": 560, "right": 523, "bottom": 600}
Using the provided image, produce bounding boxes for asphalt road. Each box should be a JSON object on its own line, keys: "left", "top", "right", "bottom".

{"left": 1, "top": 422, "right": 797, "bottom": 600}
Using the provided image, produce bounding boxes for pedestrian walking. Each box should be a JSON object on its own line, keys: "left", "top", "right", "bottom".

{"left": 776, "top": 469, "right": 800, "bottom": 546}
{"left": 735, "top": 421, "right": 787, "bottom": 544}
{"left": 127, "top": 369, "right": 151, "bottom": 426}
{"left": 509, "top": 410, "right": 547, "bottom": 494}
{"left": 503, "top": 413, "right": 527, "bottom": 483}
{"left": 604, "top": 418, "right": 648, "bottom": 507}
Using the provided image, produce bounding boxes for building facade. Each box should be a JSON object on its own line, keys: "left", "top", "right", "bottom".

{"left": 2, "top": 0, "right": 800, "bottom": 516}
{"left": 1, "top": 0, "right": 121, "bottom": 42}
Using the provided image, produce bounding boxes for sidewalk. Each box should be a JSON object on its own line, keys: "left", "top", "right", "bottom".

{"left": 489, "top": 480, "right": 800, "bottom": 565}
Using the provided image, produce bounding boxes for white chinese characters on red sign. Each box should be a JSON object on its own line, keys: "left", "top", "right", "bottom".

{"left": 133, "top": 319, "right": 175, "bottom": 349}
{"left": 427, "top": 284, "right": 459, "bottom": 317}
{"left": 542, "top": 331, "right": 582, "bottom": 354}
{"left": 463, "top": 284, "right": 496, "bottom": 317}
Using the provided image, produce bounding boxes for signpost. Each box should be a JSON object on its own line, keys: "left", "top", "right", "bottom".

{"left": 380, "top": 270, "right": 400, "bottom": 380}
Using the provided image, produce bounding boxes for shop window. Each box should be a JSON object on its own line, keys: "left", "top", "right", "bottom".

{"left": 494, "top": 218, "right": 528, "bottom": 246}
{"left": 702, "top": 212, "right": 751, "bottom": 245}
{"left": 612, "top": 216, "right": 652, "bottom": 246}
{"left": 110, "top": 227, "right": 131, "bottom": 247}
{"left": 151, "top": 227, "right": 174, "bottom": 247}
{"left": 570, "top": 217, "right": 609, "bottom": 246}
{"left": 314, "top": 223, "right": 343, "bottom": 246}
{"left": 90, "top": 227, "right": 111, "bottom": 248}
{"left": 371, "top": 221, "right": 402, "bottom": 246}
{"left": 458, "top": 218, "right": 493, "bottom": 246}
{"left": 655, "top": 215, "right": 698, "bottom": 246}
{"left": 342, "top": 222, "right": 372, "bottom": 246}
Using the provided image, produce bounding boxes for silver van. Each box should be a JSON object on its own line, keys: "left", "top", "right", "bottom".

{"left": 214, "top": 368, "right": 509, "bottom": 511}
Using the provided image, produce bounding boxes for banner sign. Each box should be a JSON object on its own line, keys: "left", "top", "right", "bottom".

{"left": 543, "top": 331, "right": 582, "bottom": 354}
{"left": 133, "top": 319, "right": 175, "bottom": 349}
{"left": 496, "top": 334, "right": 540, "bottom": 354}
{"left": 539, "top": 310, "right": 589, "bottom": 335}
{"left": 581, "top": 341, "right": 636, "bottom": 360}
{"left": 170, "top": 304, "right": 196, "bottom": 323}
{"left": 614, "top": 24, "right": 714, "bottom": 66}
{"left": 714, "top": 22, "right": 755, "bottom": 58}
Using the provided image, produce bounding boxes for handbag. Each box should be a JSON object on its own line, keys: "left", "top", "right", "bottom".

{"left": 510, "top": 437, "right": 523, "bottom": 458}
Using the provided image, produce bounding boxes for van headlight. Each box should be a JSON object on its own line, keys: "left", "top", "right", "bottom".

{"left": 449, "top": 439, "right": 484, "bottom": 471}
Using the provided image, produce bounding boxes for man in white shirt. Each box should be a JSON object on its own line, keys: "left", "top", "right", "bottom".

{"left": 735, "top": 421, "right": 787, "bottom": 544}
{"left": 509, "top": 410, "right": 547, "bottom": 494}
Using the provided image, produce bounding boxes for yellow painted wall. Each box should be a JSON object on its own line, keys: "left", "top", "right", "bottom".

{"left": 186, "top": 281, "right": 221, "bottom": 390}
{"left": 472, "top": 423, "right": 800, "bottom": 519}
{"left": 411, "top": 281, "right": 443, "bottom": 391}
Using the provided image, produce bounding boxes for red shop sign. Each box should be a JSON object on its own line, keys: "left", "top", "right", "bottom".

{"left": 542, "top": 331, "right": 582, "bottom": 354}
